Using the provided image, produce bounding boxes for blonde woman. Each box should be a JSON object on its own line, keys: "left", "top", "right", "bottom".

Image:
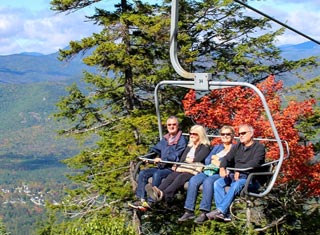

{"left": 150, "top": 125, "right": 211, "bottom": 204}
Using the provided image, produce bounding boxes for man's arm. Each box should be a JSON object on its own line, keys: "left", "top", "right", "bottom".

{"left": 220, "top": 143, "right": 238, "bottom": 168}
{"left": 150, "top": 139, "right": 163, "bottom": 156}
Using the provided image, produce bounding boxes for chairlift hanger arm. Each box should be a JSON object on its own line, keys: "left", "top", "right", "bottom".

{"left": 170, "top": 0, "right": 212, "bottom": 81}
{"left": 234, "top": 0, "right": 320, "bottom": 45}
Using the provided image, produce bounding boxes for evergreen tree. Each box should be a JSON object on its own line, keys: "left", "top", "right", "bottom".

{"left": 0, "top": 219, "right": 8, "bottom": 235}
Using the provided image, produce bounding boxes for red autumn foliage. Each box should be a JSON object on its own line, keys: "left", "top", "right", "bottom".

{"left": 182, "top": 75, "right": 320, "bottom": 197}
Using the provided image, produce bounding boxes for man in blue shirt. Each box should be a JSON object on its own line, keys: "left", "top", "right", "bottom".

{"left": 130, "top": 116, "right": 187, "bottom": 211}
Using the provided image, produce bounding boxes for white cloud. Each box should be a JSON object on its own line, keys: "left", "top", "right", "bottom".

{"left": 0, "top": 7, "right": 101, "bottom": 55}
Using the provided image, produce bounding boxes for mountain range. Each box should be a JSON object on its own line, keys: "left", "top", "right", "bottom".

{"left": 0, "top": 50, "right": 92, "bottom": 84}
{"left": 1, "top": 41, "right": 319, "bottom": 85}
{"left": 280, "top": 41, "right": 320, "bottom": 60}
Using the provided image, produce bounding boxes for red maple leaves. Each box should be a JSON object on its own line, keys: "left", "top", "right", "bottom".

{"left": 182, "top": 75, "right": 320, "bottom": 196}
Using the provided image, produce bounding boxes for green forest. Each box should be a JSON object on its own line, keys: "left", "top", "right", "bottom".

{"left": 0, "top": 0, "right": 319, "bottom": 234}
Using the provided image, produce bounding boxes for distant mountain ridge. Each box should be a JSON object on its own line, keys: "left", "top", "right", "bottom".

{"left": 0, "top": 51, "right": 93, "bottom": 84}
{"left": 279, "top": 41, "right": 320, "bottom": 60}
{"left": 0, "top": 41, "right": 319, "bottom": 85}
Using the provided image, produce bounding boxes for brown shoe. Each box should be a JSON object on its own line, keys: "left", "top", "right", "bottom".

{"left": 152, "top": 186, "right": 164, "bottom": 201}
{"left": 206, "top": 209, "right": 225, "bottom": 220}
{"left": 194, "top": 213, "right": 208, "bottom": 224}
{"left": 145, "top": 184, "right": 157, "bottom": 201}
{"left": 178, "top": 211, "right": 195, "bottom": 222}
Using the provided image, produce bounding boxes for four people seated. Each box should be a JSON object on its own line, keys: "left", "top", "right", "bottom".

{"left": 132, "top": 119, "right": 266, "bottom": 224}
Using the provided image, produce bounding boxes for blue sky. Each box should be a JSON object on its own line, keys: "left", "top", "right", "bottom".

{"left": 0, "top": 0, "right": 319, "bottom": 55}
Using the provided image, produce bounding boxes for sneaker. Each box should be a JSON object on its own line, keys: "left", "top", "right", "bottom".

{"left": 178, "top": 211, "right": 195, "bottom": 222}
{"left": 194, "top": 212, "right": 208, "bottom": 224}
{"left": 223, "top": 215, "right": 232, "bottom": 222}
{"left": 206, "top": 209, "right": 225, "bottom": 221}
{"left": 128, "top": 200, "right": 140, "bottom": 208}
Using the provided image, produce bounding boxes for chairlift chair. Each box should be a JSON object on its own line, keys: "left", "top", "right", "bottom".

{"left": 151, "top": 0, "right": 287, "bottom": 198}
{"left": 133, "top": 0, "right": 291, "bottom": 201}
{"left": 134, "top": 0, "right": 320, "bottom": 199}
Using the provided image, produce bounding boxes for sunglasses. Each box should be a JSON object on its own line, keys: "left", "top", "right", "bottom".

{"left": 189, "top": 132, "right": 199, "bottom": 136}
{"left": 238, "top": 131, "right": 250, "bottom": 136}
{"left": 167, "top": 123, "right": 177, "bottom": 126}
{"left": 220, "top": 133, "right": 232, "bottom": 136}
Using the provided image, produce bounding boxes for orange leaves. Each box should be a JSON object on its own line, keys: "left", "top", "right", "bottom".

{"left": 182, "top": 75, "right": 319, "bottom": 197}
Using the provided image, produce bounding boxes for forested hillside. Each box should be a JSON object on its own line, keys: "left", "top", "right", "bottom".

{"left": 0, "top": 53, "right": 94, "bottom": 235}
{"left": 0, "top": 49, "right": 99, "bottom": 155}
{"left": 0, "top": 82, "right": 81, "bottom": 156}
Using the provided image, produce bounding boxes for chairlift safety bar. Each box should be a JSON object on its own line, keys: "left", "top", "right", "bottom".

{"left": 138, "top": 156, "right": 204, "bottom": 166}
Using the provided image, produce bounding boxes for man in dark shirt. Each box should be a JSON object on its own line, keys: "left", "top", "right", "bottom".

{"left": 205, "top": 124, "right": 265, "bottom": 222}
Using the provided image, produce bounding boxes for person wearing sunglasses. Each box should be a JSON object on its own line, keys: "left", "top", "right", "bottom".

{"left": 178, "top": 125, "right": 235, "bottom": 223}
{"left": 130, "top": 116, "right": 187, "bottom": 211}
{"left": 206, "top": 124, "right": 265, "bottom": 222}
{"left": 149, "top": 125, "right": 211, "bottom": 205}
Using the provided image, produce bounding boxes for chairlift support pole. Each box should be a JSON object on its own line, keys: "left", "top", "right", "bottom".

{"left": 156, "top": 0, "right": 288, "bottom": 197}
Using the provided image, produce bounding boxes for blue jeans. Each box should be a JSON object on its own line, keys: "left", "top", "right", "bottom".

{"left": 214, "top": 173, "right": 247, "bottom": 214}
{"left": 136, "top": 167, "right": 172, "bottom": 201}
{"left": 184, "top": 173, "right": 220, "bottom": 212}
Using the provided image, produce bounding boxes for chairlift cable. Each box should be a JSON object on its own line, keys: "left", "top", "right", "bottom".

{"left": 234, "top": 0, "right": 320, "bottom": 45}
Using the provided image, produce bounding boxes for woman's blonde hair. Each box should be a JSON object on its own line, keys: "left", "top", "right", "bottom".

{"left": 188, "top": 125, "right": 210, "bottom": 147}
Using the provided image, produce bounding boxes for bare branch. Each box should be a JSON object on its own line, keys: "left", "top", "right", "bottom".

{"left": 254, "top": 215, "right": 287, "bottom": 232}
